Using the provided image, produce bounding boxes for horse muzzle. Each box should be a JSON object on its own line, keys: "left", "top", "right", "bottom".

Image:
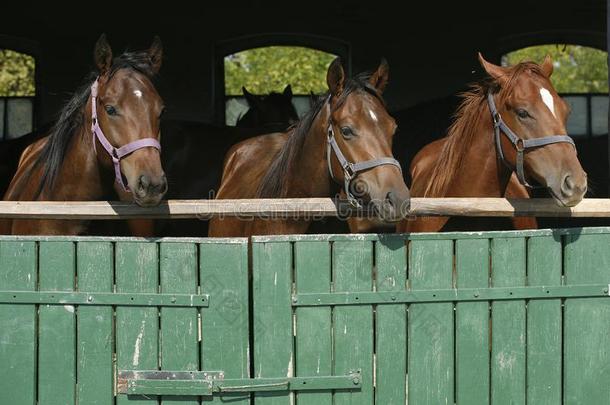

{"left": 133, "top": 173, "right": 168, "bottom": 207}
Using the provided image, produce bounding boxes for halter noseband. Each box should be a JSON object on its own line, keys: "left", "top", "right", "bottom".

{"left": 327, "top": 122, "right": 402, "bottom": 207}
{"left": 487, "top": 91, "right": 575, "bottom": 188}
{"left": 91, "top": 78, "right": 161, "bottom": 192}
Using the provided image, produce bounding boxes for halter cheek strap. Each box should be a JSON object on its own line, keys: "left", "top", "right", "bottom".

{"left": 487, "top": 91, "right": 575, "bottom": 188}
{"left": 91, "top": 78, "right": 161, "bottom": 192}
{"left": 327, "top": 123, "right": 402, "bottom": 207}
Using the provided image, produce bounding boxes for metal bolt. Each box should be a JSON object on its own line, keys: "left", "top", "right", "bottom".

{"left": 604, "top": 288, "right": 608, "bottom": 294}
{"left": 474, "top": 292, "right": 479, "bottom": 298}
{"left": 391, "top": 296, "right": 396, "bottom": 301}
{"left": 292, "top": 297, "right": 298, "bottom": 303}
{"left": 87, "top": 296, "right": 93, "bottom": 302}
{"left": 171, "top": 296, "right": 177, "bottom": 303}
{"left": 352, "top": 377, "right": 360, "bottom": 385}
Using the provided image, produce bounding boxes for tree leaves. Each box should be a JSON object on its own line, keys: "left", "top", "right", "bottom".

{"left": 503, "top": 45, "right": 608, "bottom": 93}
{"left": 0, "top": 49, "right": 35, "bottom": 97}
{"left": 224, "top": 46, "right": 336, "bottom": 96}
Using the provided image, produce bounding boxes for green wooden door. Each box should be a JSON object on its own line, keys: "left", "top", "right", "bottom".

{"left": 251, "top": 228, "right": 610, "bottom": 405}
{"left": 1, "top": 228, "right": 610, "bottom": 404}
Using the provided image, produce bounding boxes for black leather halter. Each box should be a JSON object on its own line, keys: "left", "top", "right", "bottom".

{"left": 487, "top": 91, "right": 576, "bottom": 188}
{"left": 327, "top": 122, "right": 402, "bottom": 207}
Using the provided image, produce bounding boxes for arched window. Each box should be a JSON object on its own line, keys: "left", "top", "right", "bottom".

{"left": 0, "top": 48, "right": 35, "bottom": 140}
{"left": 224, "top": 46, "right": 337, "bottom": 125}
{"left": 215, "top": 34, "right": 350, "bottom": 125}
{"left": 503, "top": 45, "right": 608, "bottom": 138}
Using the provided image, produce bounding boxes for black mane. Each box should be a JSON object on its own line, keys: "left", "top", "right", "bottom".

{"left": 256, "top": 72, "right": 383, "bottom": 198}
{"left": 32, "top": 50, "right": 158, "bottom": 198}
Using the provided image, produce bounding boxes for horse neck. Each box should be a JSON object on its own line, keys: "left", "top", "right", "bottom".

{"left": 284, "top": 104, "right": 332, "bottom": 197}
{"left": 446, "top": 104, "right": 513, "bottom": 197}
{"left": 46, "top": 100, "right": 111, "bottom": 201}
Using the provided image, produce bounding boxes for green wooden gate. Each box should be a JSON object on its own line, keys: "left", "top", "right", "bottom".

{"left": 1, "top": 228, "right": 609, "bottom": 404}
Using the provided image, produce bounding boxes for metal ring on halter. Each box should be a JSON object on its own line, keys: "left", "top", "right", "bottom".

{"left": 90, "top": 78, "right": 162, "bottom": 192}
{"left": 487, "top": 91, "right": 576, "bottom": 188}
{"left": 326, "top": 122, "right": 402, "bottom": 207}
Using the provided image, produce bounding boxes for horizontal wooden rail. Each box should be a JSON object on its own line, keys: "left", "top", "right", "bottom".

{"left": 0, "top": 198, "right": 609, "bottom": 219}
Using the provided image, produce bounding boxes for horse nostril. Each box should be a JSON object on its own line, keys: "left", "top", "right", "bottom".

{"left": 561, "top": 174, "right": 575, "bottom": 197}
{"left": 138, "top": 175, "right": 150, "bottom": 192}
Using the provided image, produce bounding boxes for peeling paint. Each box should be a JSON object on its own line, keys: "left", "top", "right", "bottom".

{"left": 132, "top": 321, "right": 146, "bottom": 366}
{"left": 63, "top": 305, "right": 74, "bottom": 313}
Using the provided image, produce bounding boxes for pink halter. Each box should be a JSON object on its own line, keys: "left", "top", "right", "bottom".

{"left": 90, "top": 78, "right": 161, "bottom": 192}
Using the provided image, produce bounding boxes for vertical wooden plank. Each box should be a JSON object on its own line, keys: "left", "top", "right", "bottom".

{"left": 200, "top": 240, "right": 249, "bottom": 404}
{"left": 564, "top": 233, "right": 610, "bottom": 404}
{"left": 375, "top": 236, "right": 407, "bottom": 405}
{"left": 252, "top": 240, "right": 293, "bottom": 405}
{"left": 294, "top": 240, "right": 332, "bottom": 405}
{"left": 115, "top": 241, "right": 159, "bottom": 405}
{"left": 160, "top": 242, "right": 198, "bottom": 405}
{"left": 526, "top": 236, "right": 562, "bottom": 405}
{"left": 76, "top": 241, "right": 114, "bottom": 405}
{"left": 490, "top": 237, "right": 526, "bottom": 405}
{"left": 408, "top": 239, "right": 454, "bottom": 405}
{"left": 38, "top": 241, "right": 76, "bottom": 405}
{"left": 455, "top": 238, "right": 490, "bottom": 405}
{"left": 333, "top": 240, "right": 374, "bottom": 405}
{"left": 0, "top": 240, "right": 37, "bottom": 405}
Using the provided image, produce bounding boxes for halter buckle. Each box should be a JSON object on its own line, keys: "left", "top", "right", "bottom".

{"left": 515, "top": 138, "right": 525, "bottom": 152}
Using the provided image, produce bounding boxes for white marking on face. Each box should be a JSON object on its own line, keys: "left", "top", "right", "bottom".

{"left": 368, "top": 109, "right": 378, "bottom": 122}
{"left": 133, "top": 90, "right": 143, "bottom": 98}
{"left": 539, "top": 88, "right": 556, "bottom": 118}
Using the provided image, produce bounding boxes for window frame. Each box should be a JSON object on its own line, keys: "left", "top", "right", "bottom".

{"left": 0, "top": 35, "right": 40, "bottom": 141}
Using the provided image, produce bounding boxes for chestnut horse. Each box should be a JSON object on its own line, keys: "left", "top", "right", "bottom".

{"left": 1, "top": 34, "right": 166, "bottom": 235}
{"left": 209, "top": 58, "right": 410, "bottom": 237}
{"left": 237, "top": 85, "right": 299, "bottom": 129}
{"left": 397, "top": 54, "right": 587, "bottom": 233}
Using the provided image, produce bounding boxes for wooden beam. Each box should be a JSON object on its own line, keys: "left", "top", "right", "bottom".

{"left": 0, "top": 198, "right": 610, "bottom": 219}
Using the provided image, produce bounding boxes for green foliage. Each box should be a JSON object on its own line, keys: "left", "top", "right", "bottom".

{"left": 504, "top": 45, "right": 608, "bottom": 93}
{"left": 225, "top": 46, "right": 336, "bottom": 96}
{"left": 0, "top": 49, "right": 35, "bottom": 97}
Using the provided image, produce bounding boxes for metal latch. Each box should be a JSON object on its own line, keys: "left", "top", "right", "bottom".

{"left": 118, "top": 369, "right": 362, "bottom": 396}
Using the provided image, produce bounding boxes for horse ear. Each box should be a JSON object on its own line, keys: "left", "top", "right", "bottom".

{"left": 242, "top": 87, "right": 258, "bottom": 106}
{"left": 478, "top": 52, "right": 508, "bottom": 84}
{"left": 369, "top": 58, "right": 390, "bottom": 93}
{"left": 148, "top": 36, "right": 163, "bottom": 74}
{"left": 94, "top": 33, "right": 113, "bottom": 74}
{"left": 327, "top": 57, "right": 345, "bottom": 96}
{"left": 283, "top": 84, "right": 293, "bottom": 98}
{"left": 541, "top": 54, "right": 554, "bottom": 77}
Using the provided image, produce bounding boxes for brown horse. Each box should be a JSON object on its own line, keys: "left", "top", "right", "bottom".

{"left": 209, "top": 58, "right": 410, "bottom": 237}
{"left": 397, "top": 53, "right": 587, "bottom": 233}
{"left": 1, "top": 34, "right": 166, "bottom": 235}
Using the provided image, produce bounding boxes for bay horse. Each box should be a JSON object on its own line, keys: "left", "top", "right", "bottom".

{"left": 208, "top": 58, "right": 410, "bottom": 237}
{"left": 237, "top": 85, "right": 299, "bottom": 129}
{"left": 397, "top": 53, "right": 587, "bottom": 233}
{"left": 0, "top": 34, "right": 166, "bottom": 235}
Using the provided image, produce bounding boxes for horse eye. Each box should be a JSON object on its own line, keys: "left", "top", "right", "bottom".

{"left": 516, "top": 108, "right": 530, "bottom": 119}
{"left": 105, "top": 105, "right": 117, "bottom": 116}
{"left": 340, "top": 126, "right": 354, "bottom": 138}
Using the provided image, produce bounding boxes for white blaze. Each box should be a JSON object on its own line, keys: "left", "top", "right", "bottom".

{"left": 368, "top": 109, "right": 378, "bottom": 122}
{"left": 539, "top": 88, "right": 556, "bottom": 118}
{"left": 133, "top": 90, "right": 143, "bottom": 98}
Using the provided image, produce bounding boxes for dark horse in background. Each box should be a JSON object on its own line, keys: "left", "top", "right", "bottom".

{"left": 155, "top": 84, "right": 300, "bottom": 236}
{"left": 397, "top": 54, "right": 587, "bottom": 233}
{"left": 209, "top": 58, "right": 410, "bottom": 237}
{"left": 1, "top": 34, "right": 166, "bottom": 235}
{"left": 236, "top": 85, "right": 298, "bottom": 128}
